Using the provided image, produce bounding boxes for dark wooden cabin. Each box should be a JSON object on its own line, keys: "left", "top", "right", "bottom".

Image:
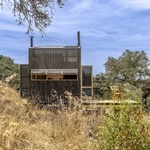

{"left": 20, "top": 32, "right": 93, "bottom": 103}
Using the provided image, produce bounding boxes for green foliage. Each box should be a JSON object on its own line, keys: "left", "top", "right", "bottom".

{"left": 122, "top": 83, "right": 143, "bottom": 102}
{"left": 94, "top": 49, "right": 150, "bottom": 109}
{"left": 0, "top": 55, "right": 20, "bottom": 90}
{"left": 1, "top": 0, "right": 65, "bottom": 34}
{"left": 105, "top": 50, "right": 150, "bottom": 86}
{"left": 93, "top": 73, "right": 112, "bottom": 99}
{"left": 94, "top": 105, "right": 150, "bottom": 150}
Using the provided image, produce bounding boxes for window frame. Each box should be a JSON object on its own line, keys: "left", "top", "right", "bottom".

{"left": 30, "top": 69, "right": 78, "bottom": 81}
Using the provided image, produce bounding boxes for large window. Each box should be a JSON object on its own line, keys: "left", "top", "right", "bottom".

{"left": 31, "top": 69, "right": 78, "bottom": 81}
{"left": 82, "top": 66, "right": 93, "bottom": 97}
{"left": 82, "top": 66, "right": 92, "bottom": 86}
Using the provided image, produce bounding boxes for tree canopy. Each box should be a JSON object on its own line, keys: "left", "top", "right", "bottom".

{"left": 0, "top": 55, "right": 20, "bottom": 89}
{"left": 104, "top": 50, "right": 150, "bottom": 87}
{"left": 93, "top": 50, "right": 150, "bottom": 109}
{"left": 93, "top": 73, "right": 111, "bottom": 99}
{"left": 0, "top": 0, "right": 65, "bottom": 34}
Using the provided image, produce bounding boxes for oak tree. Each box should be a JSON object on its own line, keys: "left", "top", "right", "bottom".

{"left": 104, "top": 49, "right": 150, "bottom": 108}
{"left": 0, "top": 0, "right": 65, "bottom": 34}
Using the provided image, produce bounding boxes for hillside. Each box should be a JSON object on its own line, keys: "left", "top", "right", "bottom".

{"left": 0, "top": 82, "right": 96, "bottom": 150}
{"left": 1, "top": 81, "right": 150, "bottom": 150}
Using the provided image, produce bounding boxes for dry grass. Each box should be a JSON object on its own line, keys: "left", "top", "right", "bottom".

{"left": 0, "top": 81, "right": 99, "bottom": 150}
{"left": 1, "top": 81, "right": 149, "bottom": 150}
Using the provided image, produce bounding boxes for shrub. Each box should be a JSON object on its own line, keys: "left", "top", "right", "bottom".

{"left": 122, "top": 83, "right": 143, "bottom": 102}
{"left": 94, "top": 105, "right": 150, "bottom": 150}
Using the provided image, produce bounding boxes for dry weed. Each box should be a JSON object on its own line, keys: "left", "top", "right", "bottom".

{"left": 0, "top": 81, "right": 99, "bottom": 150}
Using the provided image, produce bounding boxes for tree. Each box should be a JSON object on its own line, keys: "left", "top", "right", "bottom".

{"left": 105, "top": 50, "right": 150, "bottom": 85}
{"left": 93, "top": 73, "right": 112, "bottom": 99}
{"left": 0, "top": 55, "right": 20, "bottom": 89}
{"left": 104, "top": 49, "right": 150, "bottom": 108}
{"left": 0, "top": 0, "right": 65, "bottom": 34}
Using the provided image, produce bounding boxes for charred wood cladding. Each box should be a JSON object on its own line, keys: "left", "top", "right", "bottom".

{"left": 20, "top": 32, "right": 93, "bottom": 103}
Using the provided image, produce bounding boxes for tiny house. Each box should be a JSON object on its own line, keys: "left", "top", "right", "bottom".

{"left": 20, "top": 32, "right": 93, "bottom": 103}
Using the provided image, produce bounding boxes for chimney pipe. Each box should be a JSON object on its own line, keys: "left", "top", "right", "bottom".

{"left": 77, "top": 31, "right": 81, "bottom": 47}
{"left": 30, "top": 36, "right": 34, "bottom": 47}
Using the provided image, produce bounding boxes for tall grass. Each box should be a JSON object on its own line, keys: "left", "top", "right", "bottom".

{"left": 0, "top": 82, "right": 99, "bottom": 150}
{"left": 1, "top": 81, "right": 150, "bottom": 150}
{"left": 0, "top": 106, "right": 95, "bottom": 149}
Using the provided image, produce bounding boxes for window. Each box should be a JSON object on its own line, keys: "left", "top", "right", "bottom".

{"left": 31, "top": 69, "right": 78, "bottom": 81}
{"left": 68, "top": 57, "right": 77, "bottom": 62}
{"left": 82, "top": 66, "right": 92, "bottom": 86}
{"left": 82, "top": 88, "right": 92, "bottom": 96}
{"left": 63, "top": 75, "right": 77, "bottom": 80}
{"left": 82, "top": 66, "right": 93, "bottom": 98}
{"left": 63, "top": 50, "right": 78, "bottom": 62}
{"left": 64, "top": 57, "right": 77, "bottom": 62}
{"left": 31, "top": 74, "right": 46, "bottom": 80}
{"left": 47, "top": 75, "right": 63, "bottom": 80}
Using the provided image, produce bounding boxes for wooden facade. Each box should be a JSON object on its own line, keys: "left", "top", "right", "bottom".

{"left": 20, "top": 33, "right": 93, "bottom": 103}
{"left": 20, "top": 64, "right": 30, "bottom": 97}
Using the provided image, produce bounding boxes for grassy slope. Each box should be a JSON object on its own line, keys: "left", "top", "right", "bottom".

{"left": 0, "top": 82, "right": 97, "bottom": 150}
{"left": 1, "top": 81, "right": 150, "bottom": 150}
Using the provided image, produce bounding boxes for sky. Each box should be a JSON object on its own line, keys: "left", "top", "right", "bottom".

{"left": 0, "top": 0, "right": 150, "bottom": 75}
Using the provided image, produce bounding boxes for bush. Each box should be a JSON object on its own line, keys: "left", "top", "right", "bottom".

{"left": 94, "top": 105, "right": 150, "bottom": 150}
{"left": 122, "top": 83, "right": 143, "bottom": 102}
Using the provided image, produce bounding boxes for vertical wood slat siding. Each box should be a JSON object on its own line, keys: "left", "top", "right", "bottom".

{"left": 29, "top": 80, "right": 80, "bottom": 103}
{"left": 30, "top": 81, "right": 79, "bottom": 103}
{"left": 20, "top": 64, "right": 30, "bottom": 98}
{"left": 29, "top": 48, "right": 80, "bottom": 69}
{"left": 28, "top": 47, "right": 81, "bottom": 103}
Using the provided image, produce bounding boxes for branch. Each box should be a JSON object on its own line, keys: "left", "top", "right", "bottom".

{"left": 1, "top": 0, "right": 65, "bottom": 35}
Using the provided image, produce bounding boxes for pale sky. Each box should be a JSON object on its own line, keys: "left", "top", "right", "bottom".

{"left": 0, "top": 0, "right": 150, "bottom": 75}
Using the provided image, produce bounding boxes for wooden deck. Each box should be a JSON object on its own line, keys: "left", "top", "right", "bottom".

{"left": 81, "top": 99, "right": 141, "bottom": 105}
{"left": 81, "top": 99, "right": 142, "bottom": 115}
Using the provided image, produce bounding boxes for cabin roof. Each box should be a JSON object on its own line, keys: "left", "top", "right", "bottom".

{"left": 29, "top": 46, "right": 80, "bottom": 49}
